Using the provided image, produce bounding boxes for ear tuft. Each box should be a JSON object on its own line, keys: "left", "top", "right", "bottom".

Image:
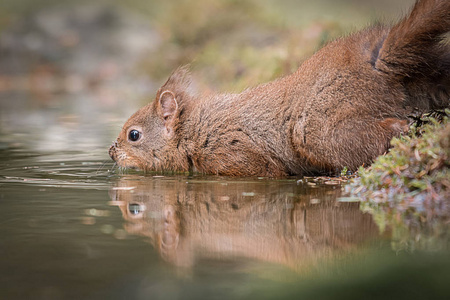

{"left": 160, "top": 65, "right": 195, "bottom": 97}
{"left": 159, "top": 90, "right": 178, "bottom": 120}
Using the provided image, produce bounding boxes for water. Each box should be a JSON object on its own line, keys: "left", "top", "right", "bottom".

{"left": 1, "top": 150, "right": 449, "bottom": 299}
{"left": 0, "top": 94, "right": 449, "bottom": 299}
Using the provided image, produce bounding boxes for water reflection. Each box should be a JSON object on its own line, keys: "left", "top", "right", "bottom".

{"left": 360, "top": 200, "right": 449, "bottom": 253}
{"left": 109, "top": 175, "right": 379, "bottom": 271}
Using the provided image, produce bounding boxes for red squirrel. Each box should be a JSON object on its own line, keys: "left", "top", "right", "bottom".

{"left": 109, "top": 0, "right": 450, "bottom": 177}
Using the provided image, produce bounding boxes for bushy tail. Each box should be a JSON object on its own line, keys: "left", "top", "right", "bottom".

{"left": 376, "top": 0, "right": 450, "bottom": 110}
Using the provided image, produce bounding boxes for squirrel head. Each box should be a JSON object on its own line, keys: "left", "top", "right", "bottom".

{"left": 109, "top": 67, "right": 194, "bottom": 172}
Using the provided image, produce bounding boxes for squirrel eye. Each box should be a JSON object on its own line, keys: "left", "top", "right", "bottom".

{"left": 128, "top": 129, "right": 141, "bottom": 142}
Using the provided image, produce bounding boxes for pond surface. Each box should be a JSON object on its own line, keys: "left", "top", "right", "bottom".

{"left": 0, "top": 94, "right": 449, "bottom": 300}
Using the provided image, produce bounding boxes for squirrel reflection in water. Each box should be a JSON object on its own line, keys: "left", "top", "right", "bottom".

{"left": 109, "top": 176, "right": 379, "bottom": 270}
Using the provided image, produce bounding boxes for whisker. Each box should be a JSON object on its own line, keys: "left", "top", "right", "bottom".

{"left": 111, "top": 162, "right": 118, "bottom": 173}
{"left": 105, "top": 162, "right": 117, "bottom": 175}
{"left": 117, "top": 165, "right": 127, "bottom": 175}
{"left": 96, "top": 160, "right": 109, "bottom": 175}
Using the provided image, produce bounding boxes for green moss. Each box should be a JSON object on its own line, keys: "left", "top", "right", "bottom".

{"left": 354, "top": 112, "right": 449, "bottom": 204}
{"left": 348, "top": 111, "right": 449, "bottom": 252}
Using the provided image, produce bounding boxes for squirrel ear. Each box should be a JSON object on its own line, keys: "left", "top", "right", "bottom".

{"left": 158, "top": 90, "right": 178, "bottom": 121}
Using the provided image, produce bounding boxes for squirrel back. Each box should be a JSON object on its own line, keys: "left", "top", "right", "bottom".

{"left": 375, "top": 0, "right": 450, "bottom": 111}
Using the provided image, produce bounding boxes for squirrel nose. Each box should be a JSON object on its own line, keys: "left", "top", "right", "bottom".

{"left": 109, "top": 141, "right": 118, "bottom": 160}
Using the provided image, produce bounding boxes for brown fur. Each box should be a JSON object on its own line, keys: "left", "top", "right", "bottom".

{"left": 109, "top": 0, "right": 450, "bottom": 177}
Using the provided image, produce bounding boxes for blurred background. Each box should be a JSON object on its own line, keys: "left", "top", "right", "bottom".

{"left": 0, "top": 0, "right": 415, "bottom": 154}
{"left": 4, "top": 2, "right": 450, "bottom": 299}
